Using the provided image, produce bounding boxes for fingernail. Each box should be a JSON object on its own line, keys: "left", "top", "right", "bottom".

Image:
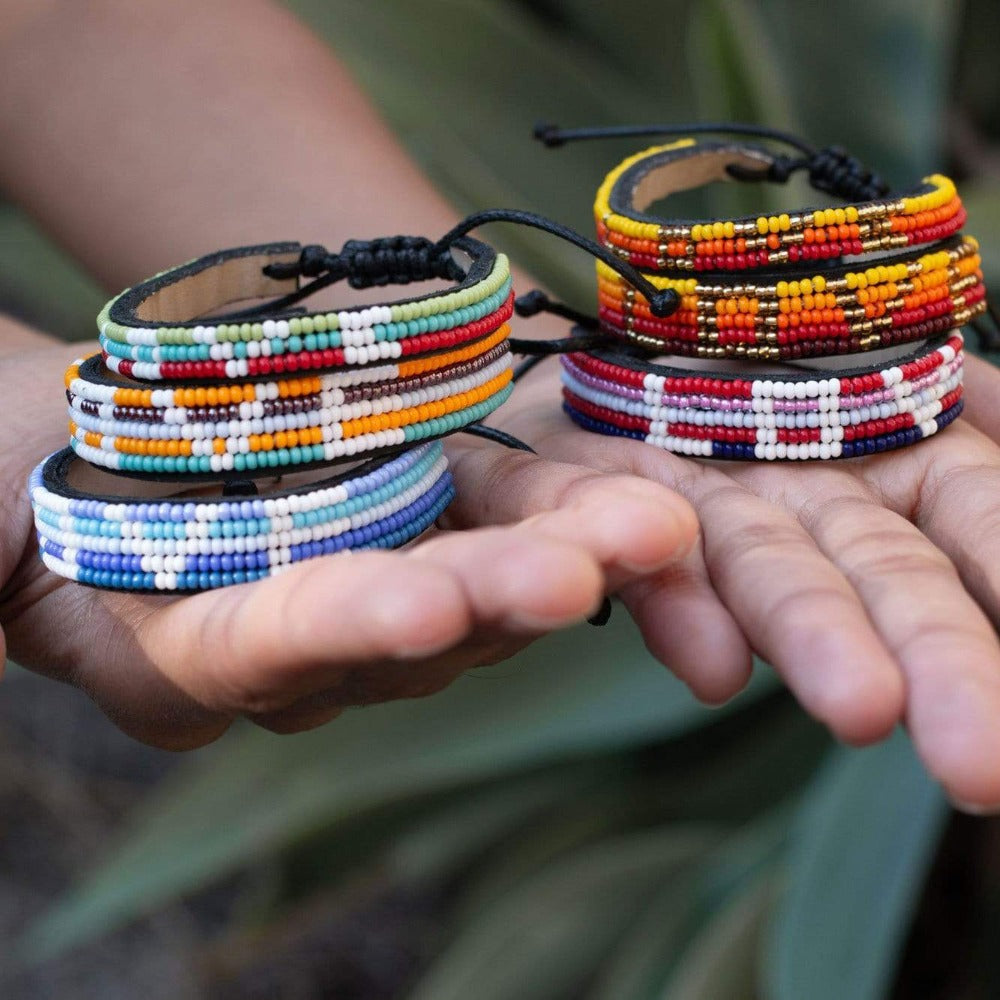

{"left": 392, "top": 635, "right": 461, "bottom": 660}
{"left": 950, "top": 797, "right": 1000, "bottom": 817}
{"left": 500, "top": 608, "right": 586, "bottom": 632}
{"left": 617, "top": 526, "right": 700, "bottom": 575}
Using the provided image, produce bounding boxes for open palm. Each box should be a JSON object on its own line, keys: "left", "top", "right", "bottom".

{"left": 0, "top": 341, "right": 698, "bottom": 749}
{"left": 478, "top": 352, "right": 1000, "bottom": 810}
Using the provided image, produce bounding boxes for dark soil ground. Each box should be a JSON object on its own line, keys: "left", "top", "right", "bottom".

{"left": 0, "top": 667, "right": 447, "bottom": 1000}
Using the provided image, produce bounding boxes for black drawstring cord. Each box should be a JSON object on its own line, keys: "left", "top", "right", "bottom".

{"left": 533, "top": 120, "right": 816, "bottom": 157}
{"left": 508, "top": 289, "right": 611, "bottom": 382}
{"left": 435, "top": 208, "right": 679, "bottom": 318}
{"left": 459, "top": 422, "right": 613, "bottom": 628}
{"left": 460, "top": 423, "right": 536, "bottom": 453}
{"left": 535, "top": 121, "right": 890, "bottom": 201}
{"left": 514, "top": 288, "right": 598, "bottom": 330}
{"left": 508, "top": 331, "right": 611, "bottom": 383}
{"left": 726, "top": 145, "right": 890, "bottom": 201}
{"left": 226, "top": 210, "right": 680, "bottom": 322}
{"left": 218, "top": 236, "right": 462, "bottom": 320}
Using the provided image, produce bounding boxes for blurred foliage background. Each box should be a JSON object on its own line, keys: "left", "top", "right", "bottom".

{"left": 4, "top": 0, "right": 1000, "bottom": 997}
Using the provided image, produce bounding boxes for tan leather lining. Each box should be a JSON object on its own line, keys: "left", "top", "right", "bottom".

{"left": 134, "top": 251, "right": 300, "bottom": 322}
{"left": 629, "top": 148, "right": 773, "bottom": 212}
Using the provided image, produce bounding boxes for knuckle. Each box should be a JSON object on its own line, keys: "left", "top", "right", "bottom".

{"left": 223, "top": 681, "right": 296, "bottom": 717}
{"left": 842, "top": 528, "right": 957, "bottom": 584}
{"left": 760, "top": 584, "right": 858, "bottom": 643}
{"left": 722, "top": 519, "right": 811, "bottom": 568}
{"left": 917, "top": 461, "right": 995, "bottom": 526}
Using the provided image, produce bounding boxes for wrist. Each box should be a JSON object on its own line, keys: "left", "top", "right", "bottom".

{"left": 0, "top": 336, "right": 92, "bottom": 601}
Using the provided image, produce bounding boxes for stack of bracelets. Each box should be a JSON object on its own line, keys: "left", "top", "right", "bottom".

{"left": 29, "top": 236, "right": 518, "bottom": 591}
{"left": 27, "top": 124, "right": 994, "bottom": 593}
{"left": 540, "top": 124, "right": 988, "bottom": 461}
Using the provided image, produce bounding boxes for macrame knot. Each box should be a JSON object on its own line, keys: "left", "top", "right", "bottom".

{"left": 264, "top": 236, "right": 462, "bottom": 289}
{"left": 340, "top": 235, "right": 460, "bottom": 289}
{"left": 298, "top": 243, "right": 339, "bottom": 278}
{"left": 805, "top": 146, "right": 890, "bottom": 201}
{"left": 762, "top": 155, "right": 801, "bottom": 184}
{"left": 728, "top": 146, "right": 890, "bottom": 203}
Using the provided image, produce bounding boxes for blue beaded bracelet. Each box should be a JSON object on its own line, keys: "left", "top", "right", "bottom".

{"left": 29, "top": 443, "right": 453, "bottom": 591}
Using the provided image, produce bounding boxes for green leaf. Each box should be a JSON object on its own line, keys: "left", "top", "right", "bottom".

{"left": 25, "top": 616, "right": 771, "bottom": 960}
{"left": 589, "top": 807, "right": 789, "bottom": 1000}
{"left": 660, "top": 871, "right": 778, "bottom": 1000}
{"left": 739, "top": 0, "right": 957, "bottom": 177}
{"left": 0, "top": 202, "right": 105, "bottom": 339}
{"left": 459, "top": 695, "right": 823, "bottom": 916}
{"left": 384, "top": 763, "right": 621, "bottom": 885}
{"left": 960, "top": 180, "right": 1000, "bottom": 286}
{"left": 404, "top": 825, "right": 723, "bottom": 1000}
{"left": 687, "top": 0, "right": 796, "bottom": 128}
{"left": 764, "top": 730, "right": 948, "bottom": 1000}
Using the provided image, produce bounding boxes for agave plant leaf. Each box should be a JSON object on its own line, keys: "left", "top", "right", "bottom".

{"left": 403, "top": 824, "right": 723, "bottom": 1000}
{"left": 384, "top": 763, "right": 622, "bottom": 886}
{"left": 589, "top": 807, "right": 788, "bottom": 1000}
{"left": 763, "top": 730, "right": 948, "bottom": 1000}
{"left": 659, "top": 871, "right": 778, "bottom": 1000}
{"left": 458, "top": 694, "right": 823, "bottom": 916}
{"left": 25, "top": 616, "right": 771, "bottom": 961}
{"left": 734, "top": 0, "right": 956, "bottom": 178}
{"left": 960, "top": 180, "right": 1000, "bottom": 287}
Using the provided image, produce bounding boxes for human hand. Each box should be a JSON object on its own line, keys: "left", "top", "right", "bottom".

{"left": 488, "top": 352, "right": 1000, "bottom": 811}
{"left": 0, "top": 338, "right": 698, "bottom": 749}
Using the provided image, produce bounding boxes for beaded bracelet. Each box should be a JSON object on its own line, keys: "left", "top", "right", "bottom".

{"left": 67, "top": 337, "right": 512, "bottom": 479}
{"left": 29, "top": 443, "right": 452, "bottom": 591}
{"left": 98, "top": 237, "right": 513, "bottom": 381}
{"left": 594, "top": 139, "right": 966, "bottom": 274}
{"left": 561, "top": 332, "right": 964, "bottom": 461}
{"left": 596, "top": 235, "right": 985, "bottom": 360}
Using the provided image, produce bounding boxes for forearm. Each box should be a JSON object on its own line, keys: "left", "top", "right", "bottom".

{"left": 0, "top": 318, "right": 88, "bottom": 599}
{"left": 0, "top": 314, "right": 61, "bottom": 358}
{"left": 0, "top": 0, "right": 460, "bottom": 291}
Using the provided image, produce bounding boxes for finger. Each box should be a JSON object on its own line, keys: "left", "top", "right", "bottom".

{"left": 446, "top": 443, "right": 752, "bottom": 700}
{"left": 443, "top": 443, "right": 699, "bottom": 585}
{"left": 534, "top": 431, "right": 906, "bottom": 743}
{"left": 248, "top": 696, "right": 344, "bottom": 735}
{"left": 248, "top": 631, "right": 531, "bottom": 733}
{"left": 407, "top": 524, "right": 604, "bottom": 632}
{"left": 262, "top": 519, "right": 616, "bottom": 724}
{"left": 853, "top": 426, "right": 1000, "bottom": 807}
{"left": 447, "top": 432, "right": 756, "bottom": 698}
{"left": 140, "top": 527, "right": 603, "bottom": 718}
{"left": 676, "top": 466, "right": 906, "bottom": 744}
{"left": 958, "top": 354, "right": 1000, "bottom": 440}
{"left": 618, "top": 543, "right": 753, "bottom": 705}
